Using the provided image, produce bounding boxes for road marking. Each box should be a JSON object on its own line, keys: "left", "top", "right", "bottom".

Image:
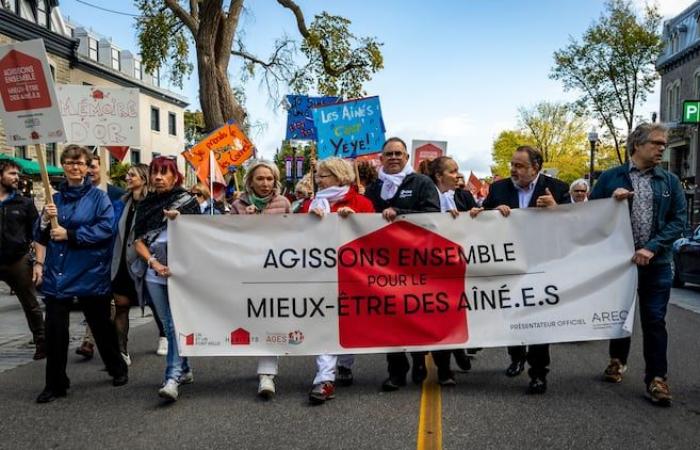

{"left": 417, "top": 354, "right": 442, "bottom": 450}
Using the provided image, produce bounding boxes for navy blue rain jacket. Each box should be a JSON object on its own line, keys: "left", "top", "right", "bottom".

{"left": 34, "top": 180, "right": 114, "bottom": 299}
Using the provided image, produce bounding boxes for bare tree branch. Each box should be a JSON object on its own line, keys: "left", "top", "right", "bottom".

{"left": 164, "top": 0, "right": 198, "bottom": 34}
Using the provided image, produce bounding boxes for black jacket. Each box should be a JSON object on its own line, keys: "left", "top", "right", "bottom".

{"left": 0, "top": 191, "right": 38, "bottom": 264}
{"left": 455, "top": 189, "right": 477, "bottom": 212}
{"left": 365, "top": 173, "right": 440, "bottom": 214}
{"left": 482, "top": 175, "right": 570, "bottom": 209}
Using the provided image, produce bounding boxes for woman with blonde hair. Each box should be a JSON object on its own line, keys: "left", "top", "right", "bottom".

{"left": 230, "top": 160, "right": 291, "bottom": 399}
{"left": 300, "top": 157, "right": 374, "bottom": 404}
{"left": 190, "top": 182, "right": 220, "bottom": 215}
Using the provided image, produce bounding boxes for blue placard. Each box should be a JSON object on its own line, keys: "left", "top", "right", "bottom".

{"left": 285, "top": 95, "right": 339, "bottom": 140}
{"left": 312, "top": 96, "right": 386, "bottom": 159}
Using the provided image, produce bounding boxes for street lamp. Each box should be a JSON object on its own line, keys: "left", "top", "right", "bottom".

{"left": 588, "top": 127, "right": 599, "bottom": 186}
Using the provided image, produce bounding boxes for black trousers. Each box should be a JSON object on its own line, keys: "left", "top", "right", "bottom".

{"left": 0, "top": 255, "right": 44, "bottom": 344}
{"left": 386, "top": 350, "right": 452, "bottom": 378}
{"left": 508, "top": 344, "right": 550, "bottom": 379}
{"left": 44, "top": 295, "right": 127, "bottom": 391}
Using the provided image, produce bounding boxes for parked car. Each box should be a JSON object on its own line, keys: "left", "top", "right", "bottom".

{"left": 672, "top": 225, "right": 700, "bottom": 287}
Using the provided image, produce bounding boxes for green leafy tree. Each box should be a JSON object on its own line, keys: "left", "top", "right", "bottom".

{"left": 184, "top": 109, "right": 205, "bottom": 147}
{"left": 551, "top": 0, "right": 663, "bottom": 163}
{"left": 135, "top": 0, "right": 383, "bottom": 132}
{"left": 491, "top": 130, "right": 535, "bottom": 178}
{"left": 109, "top": 162, "right": 131, "bottom": 189}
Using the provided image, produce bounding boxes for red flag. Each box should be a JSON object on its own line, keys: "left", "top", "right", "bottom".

{"left": 105, "top": 146, "right": 129, "bottom": 162}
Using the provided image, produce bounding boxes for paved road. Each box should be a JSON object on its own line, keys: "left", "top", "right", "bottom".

{"left": 1, "top": 282, "right": 700, "bottom": 449}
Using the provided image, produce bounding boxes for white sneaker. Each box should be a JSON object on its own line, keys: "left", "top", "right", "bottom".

{"left": 158, "top": 379, "right": 179, "bottom": 401}
{"left": 178, "top": 370, "right": 194, "bottom": 385}
{"left": 121, "top": 352, "right": 132, "bottom": 366}
{"left": 258, "top": 374, "right": 275, "bottom": 399}
{"left": 156, "top": 337, "right": 168, "bottom": 356}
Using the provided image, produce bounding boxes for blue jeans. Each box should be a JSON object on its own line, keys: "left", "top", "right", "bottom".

{"left": 609, "top": 264, "right": 672, "bottom": 384}
{"left": 146, "top": 281, "right": 190, "bottom": 383}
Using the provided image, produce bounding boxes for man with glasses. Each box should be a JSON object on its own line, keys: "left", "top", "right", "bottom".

{"left": 364, "top": 137, "right": 441, "bottom": 391}
{"left": 591, "top": 123, "right": 686, "bottom": 407}
{"left": 477, "top": 145, "right": 570, "bottom": 394}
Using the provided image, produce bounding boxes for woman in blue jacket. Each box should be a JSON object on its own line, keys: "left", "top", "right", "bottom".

{"left": 34, "top": 145, "right": 128, "bottom": 403}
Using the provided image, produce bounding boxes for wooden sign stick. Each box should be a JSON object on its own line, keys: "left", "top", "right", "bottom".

{"left": 34, "top": 144, "right": 58, "bottom": 228}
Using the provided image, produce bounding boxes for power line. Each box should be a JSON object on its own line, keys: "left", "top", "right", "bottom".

{"left": 73, "top": 0, "right": 142, "bottom": 18}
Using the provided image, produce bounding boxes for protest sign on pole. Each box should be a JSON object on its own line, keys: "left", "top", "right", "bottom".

{"left": 0, "top": 39, "right": 66, "bottom": 145}
{"left": 285, "top": 94, "right": 339, "bottom": 140}
{"left": 411, "top": 140, "right": 447, "bottom": 170}
{"left": 169, "top": 199, "right": 637, "bottom": 356}
{"left": 56, "top": 85, "right": 140, "bottom": 146}
{"left": 182, "top": 120, "right": 254, "bottom": 181}
{"left": 312, "top": 96, "right": 386, "bottom": 160}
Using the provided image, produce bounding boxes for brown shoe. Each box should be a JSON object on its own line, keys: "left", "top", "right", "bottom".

{"left": 646, "top": 377, "right": 672, "bottom": 407}
{"left": 603, "top": 358, "right": 627, "bottom": 383}
{"left": 75, "top": 341, "right": 94, "bottom": 359}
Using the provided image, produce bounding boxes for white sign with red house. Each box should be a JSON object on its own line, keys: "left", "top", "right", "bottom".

{"left": 168, "top": 199, "right": 637, "bottom": 356}
{"left": 0, "top": 39, "right": 66, "bottom": 145}
{"left": 411, "top": 139, "right": 447, "bottom": 170}
{"left": 56, "top": 84, "right": 140, "bottom": 147}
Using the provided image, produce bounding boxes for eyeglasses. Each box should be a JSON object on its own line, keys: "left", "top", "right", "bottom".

{"left": 382, "top": 151, "right": 406, "bottom": 158}
{"left": 154, "top": 155, "right": 177, "bottom": 160}
{"left": 190, "top": 192, "right": 203, "bottom": 197}
{"left": 573, "top": 190, "right": 587, "bottom": 193}
{"left": 62, "top": 160, "right": 87, "bottom": 167}
{"left": 645, "top": 140, "right": 667, "bottom": 147}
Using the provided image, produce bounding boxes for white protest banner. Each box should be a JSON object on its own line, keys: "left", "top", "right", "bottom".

{"left": 0, "top": 39, "right": 66, "bottom": 145}
{"left": 56, "top": 84, "right": 140, "bottom": 146}
{"left": 168, "top": 199, "right": 637, "bottom": 356}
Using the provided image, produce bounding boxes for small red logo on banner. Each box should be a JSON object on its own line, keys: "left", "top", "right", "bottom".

{"left": 230, "top": 328, "right": 250, "bottom": 345}
{"left": 337, "top": 221, "right": 468, "bottom": 348}
{"left": 183, "top": 333, "right": 194, "bottom": 346}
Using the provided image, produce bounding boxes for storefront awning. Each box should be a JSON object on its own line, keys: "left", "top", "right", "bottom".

{"left": 0, "top": 155, "right": 64, "bottom": 176}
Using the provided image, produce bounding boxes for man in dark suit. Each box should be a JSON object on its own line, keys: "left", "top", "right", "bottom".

{"left": 478, "top": 145, "right": 569, "bottom": 394}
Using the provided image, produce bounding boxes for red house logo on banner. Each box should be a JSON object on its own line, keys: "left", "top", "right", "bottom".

{"left": 230, "top": 328, "right": 250, "bottom": 345}
{"left": 0, "top": 49, "right": 52, "bottom": 112}
{"left": 181, "top": 333, "right": 195, "bottom": 346}
{"left": 412, "top": 143, "right": 445, "bottom": 170}
{"left": 337, "top": 221, "right": 468, "bottom": 348}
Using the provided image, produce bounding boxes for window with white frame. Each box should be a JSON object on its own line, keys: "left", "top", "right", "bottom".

{"left": 168, "top": 112, "right": 177, "bottom": 136}
{"left": 36, "top": 0, "right": 48, "bottom": 28}
{"left": 134, "top": 60, "right": 142, "bottom": 80}
{"left": 131, "top": 149, "right": 141, "bottom": 164}
{"left": 88, "top": 38, "right": 98, "bottom": 61}
{"left": 111, "top": 48, "right": 120, "bottom": 70}
{"left": 151, "top": 107, "right": 160, "bottom": 131}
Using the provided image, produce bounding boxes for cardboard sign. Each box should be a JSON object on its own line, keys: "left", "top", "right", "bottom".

{"left": 0, "top": 39, "right": 66, "bottom": 145}
{"left": 285, "top": 95, "right": 339, "bottom": 140}
{"left": 56, "top": 85, "right": 140, "bottom": 146}
{"left": 312, "top": 96, "right": 386, "bottom": 159}
{"left": 182, "top": 120, "right": 253, "bottom": 173}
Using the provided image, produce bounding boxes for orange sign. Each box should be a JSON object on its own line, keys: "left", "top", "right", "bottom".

{"left": 182, "top": 120, "right": 254, "bottom": 173}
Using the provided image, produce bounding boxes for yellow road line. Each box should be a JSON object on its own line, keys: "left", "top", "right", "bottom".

{"left": 417, "top": 354, "right": 442, "bottom": 450}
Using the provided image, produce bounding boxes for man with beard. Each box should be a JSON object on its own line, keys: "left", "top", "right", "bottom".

{"left": 0, "top": 159, "right": 45, "bottom": 359}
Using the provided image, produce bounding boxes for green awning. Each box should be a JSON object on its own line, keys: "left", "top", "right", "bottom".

{"left": 0, "top": 155, "right": 64, "bottom": 176}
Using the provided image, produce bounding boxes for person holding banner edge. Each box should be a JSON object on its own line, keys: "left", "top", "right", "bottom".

{"left": 364, "top": 137, "right": 441, "bottom": 392}
{"left": 590, "top": 123, "right": 686, "bottom": 406}
{"left": 301, "top": 157, "right": 375, "bottom": 404}
{"left": 134, "top": 156, "right": 200, "bottom": 402}
{"left": 34, "top": 145, "right": 128, "bottom": 403}
{"left": 230, "top": 160, "right": 291, "bottom": 399}
{"left": 474, "top": 145, "right": 569, "bottom": 394}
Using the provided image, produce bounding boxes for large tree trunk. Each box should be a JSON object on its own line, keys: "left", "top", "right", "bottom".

{"left": 195, "top": 2, "right": 246, "bottom": 133}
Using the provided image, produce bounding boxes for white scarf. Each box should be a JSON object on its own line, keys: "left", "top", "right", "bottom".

{"left": 438, "top": 188, "right": 456, "bottom": 212}
{"left": 378, "top": 164, "right": 414, "bottom": 201}
{"left": 309, "top": 185, "right": 350, "bottom": 213}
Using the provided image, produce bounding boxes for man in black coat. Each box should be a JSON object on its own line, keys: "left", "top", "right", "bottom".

{"left": 364, "top": 137, "right": 441, "bottom": 391}
{"left": 0, "top": 159, "right": 45, "bottom": 359}
{"left": 479, "top": 145, "right": 569, "bottom": 394}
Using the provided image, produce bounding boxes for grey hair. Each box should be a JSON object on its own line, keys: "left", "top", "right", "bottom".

{"left": 627, "top": 123, "right": 668, "bottom": 155}
{"left": 569, "top": 178, "right": 589, "bottom": 194}
{"left": 244, "top": 160, "right": 281, "bottom": 196}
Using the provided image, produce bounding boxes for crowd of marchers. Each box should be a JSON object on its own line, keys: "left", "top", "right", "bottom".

{"left": 0, "top": 122, "right": 684, "bottom": 407}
